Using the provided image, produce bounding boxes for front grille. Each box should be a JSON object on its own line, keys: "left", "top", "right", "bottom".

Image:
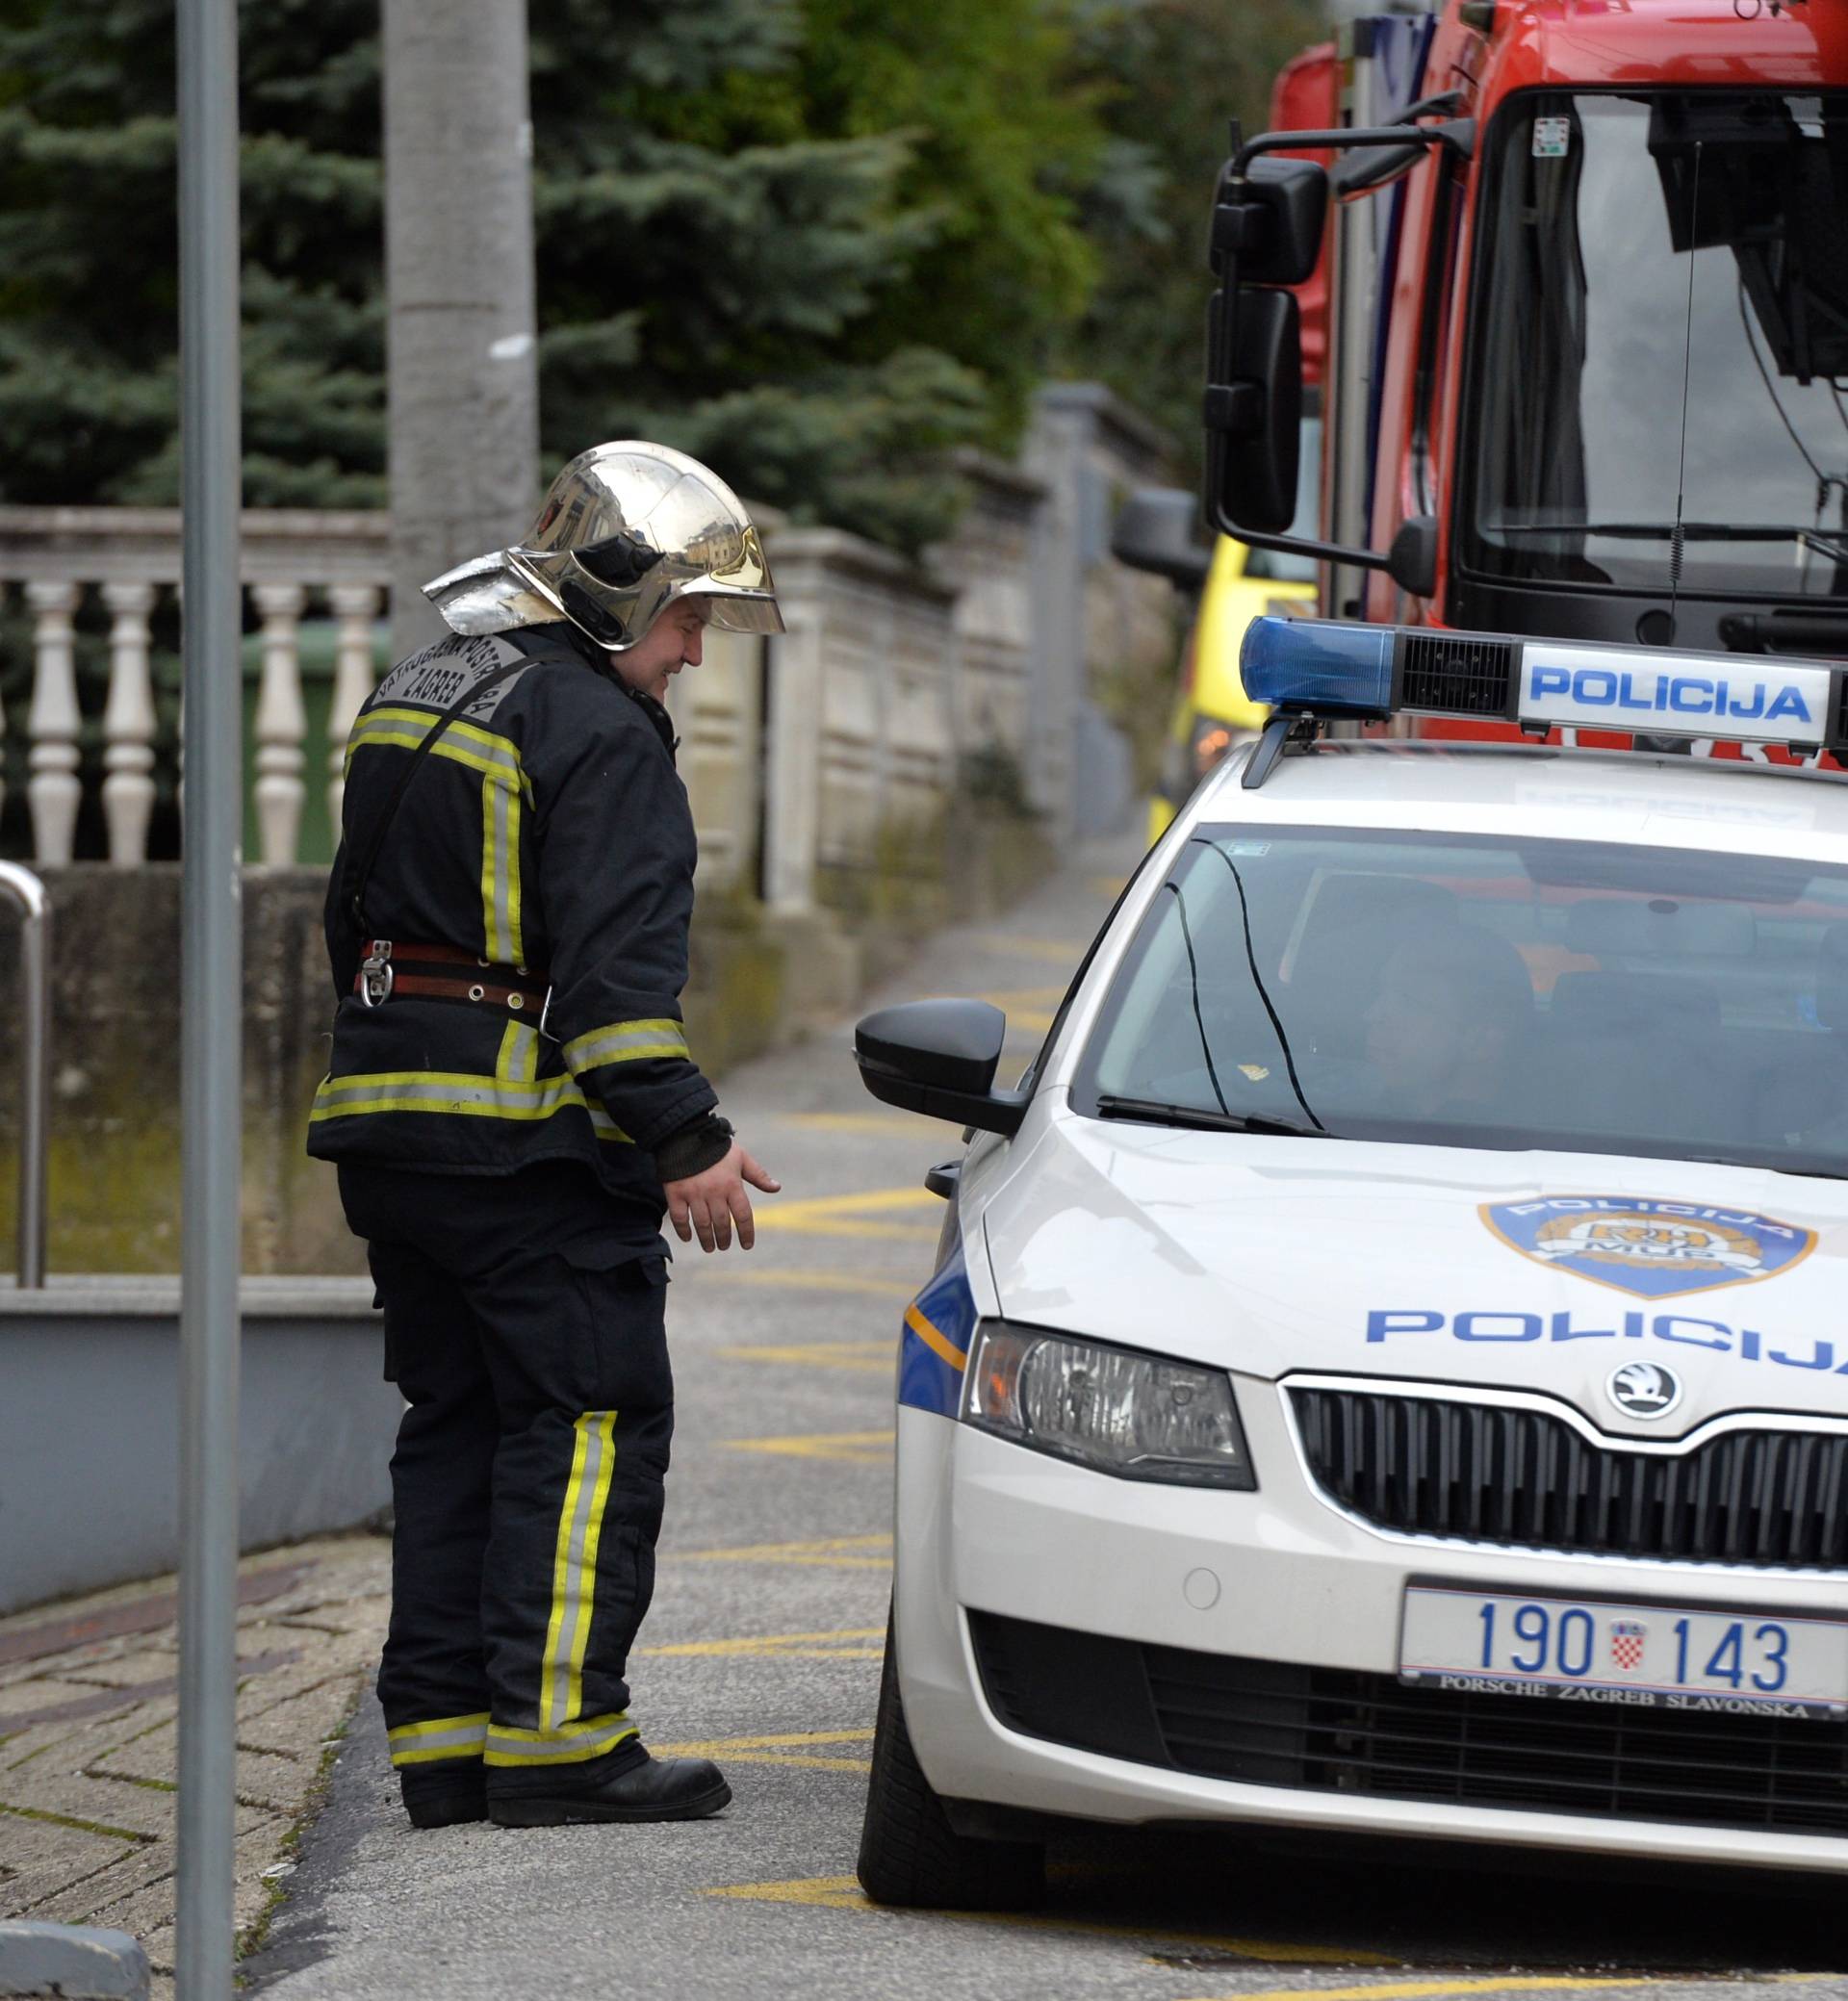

{"left": 1399, "top": 632, "right": 1515, "bottom": 716}
{"left": 1291, "top": 1387, "right": 1848, "bottom": 1571}
{"left": 970, "top": 1611, "right": 1848, "bottom": 1839}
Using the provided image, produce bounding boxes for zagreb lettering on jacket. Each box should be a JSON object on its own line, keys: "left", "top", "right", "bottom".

{"left": 1518, "top": 646, "right": 1832, "bottom": 747}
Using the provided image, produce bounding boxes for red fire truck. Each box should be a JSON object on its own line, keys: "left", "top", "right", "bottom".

{"left": 1205, "top": 0, "right": 1848, "bottom": 762}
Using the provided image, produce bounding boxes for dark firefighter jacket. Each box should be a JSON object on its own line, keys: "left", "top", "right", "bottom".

{"left": 306, "top": 624, "right": 722, "bottom": 1205}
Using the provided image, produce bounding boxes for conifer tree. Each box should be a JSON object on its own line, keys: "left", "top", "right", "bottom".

{"left": 0, "top": 0, "right": 384, "bottom": 508}
{"left": 0, "top": 0, "right": 1318, "bottom": 540}
{"left": 0, "top": 0, "right": 995, "bottom": 543}
{"left": 529, "top": 0, "right": 988, "bottom": 550}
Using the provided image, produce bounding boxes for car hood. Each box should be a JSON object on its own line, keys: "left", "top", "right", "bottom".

{"left": 979, "top": 1103, "right": 1848, "bottom": 1440}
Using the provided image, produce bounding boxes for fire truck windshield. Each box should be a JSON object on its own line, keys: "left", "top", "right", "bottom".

{"left": 1463, "top": 91, "right": 1848, "bottom": 603}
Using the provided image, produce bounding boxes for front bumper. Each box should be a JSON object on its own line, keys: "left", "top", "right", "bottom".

{"left": 892, "top": 1389, "right": 1848, "bottom": 1877}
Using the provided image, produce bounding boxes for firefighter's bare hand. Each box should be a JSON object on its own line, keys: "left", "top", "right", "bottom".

{"left": 665, "top": 1142, "right": 781, "bottom": 1253}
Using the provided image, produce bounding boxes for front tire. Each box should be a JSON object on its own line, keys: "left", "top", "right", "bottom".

{"left": 857, "top": 1613, "right": 1044, "bottom": 1910}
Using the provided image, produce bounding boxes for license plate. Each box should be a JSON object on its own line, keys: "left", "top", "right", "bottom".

{"left": 1400, "top": 1584, "right": 1848, "bottom": 1718}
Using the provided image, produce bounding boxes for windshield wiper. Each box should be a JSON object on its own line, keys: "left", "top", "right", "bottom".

{"left": 1494, "top": 521, "right": 1848, "bottom": 553}
{"left": 1095, "top": 1094, "right": 1329, "bottom": 1139}
{"left": 1682, "top": 1153, "right": 1848, "bottom": 1183}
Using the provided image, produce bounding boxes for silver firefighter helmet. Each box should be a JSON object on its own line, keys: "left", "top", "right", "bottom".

{"left": 423, "top": 441, "right": 783, "bottom": 653}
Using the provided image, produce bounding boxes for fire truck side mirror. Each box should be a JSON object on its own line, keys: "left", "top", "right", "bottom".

{"left": 1205, "top": 286, "right": 1301, "bottom": 535}
{"left": 1210, "top": 158, "right": 1328, "bottom": 289}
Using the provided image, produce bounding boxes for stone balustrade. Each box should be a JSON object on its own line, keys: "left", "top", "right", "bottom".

{"left": 0, "top": 507, "right": 389, "bottom": 869}
{"left": 0, "top": 387, "right": 1173, "bottom": 897}
{"left": 0, "top": 506, "right": 1024, "bottom": 905}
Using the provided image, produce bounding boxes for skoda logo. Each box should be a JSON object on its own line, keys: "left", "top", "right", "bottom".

{"left": 1607, "top": 1361, "right": 1681, "bottom": 1420}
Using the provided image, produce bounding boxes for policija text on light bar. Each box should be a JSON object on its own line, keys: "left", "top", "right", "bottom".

{"left": 1239, "top": 616, "right": 1842, "bottom": 755}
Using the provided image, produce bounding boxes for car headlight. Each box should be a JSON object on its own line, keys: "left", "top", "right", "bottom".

{"left": 964, "top": 1321, "right": 1256, "bottom": 1490}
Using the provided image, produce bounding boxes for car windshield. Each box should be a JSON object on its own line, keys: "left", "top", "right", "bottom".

{"left": 1463, "top": 90, "right": 1848, "bottom": 601}
{"left": 1077, "top": 824, "right": 1848, "bottom": 1175}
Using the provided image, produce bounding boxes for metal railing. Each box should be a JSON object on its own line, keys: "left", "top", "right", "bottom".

{"left": 0, "top": 861, "right": 49, "bottom": 1287}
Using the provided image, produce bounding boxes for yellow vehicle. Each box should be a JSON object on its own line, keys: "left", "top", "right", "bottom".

{"left": 1113, "top": 423, "right": 1321, "bottom": 842}
{"left": 1144, "top": 535, "right": 1316, "bottom": 842}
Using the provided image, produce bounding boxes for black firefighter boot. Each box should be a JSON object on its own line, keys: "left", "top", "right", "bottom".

{"left": 399, "top": 1762, "right": 490, "bottom": 1830}
{"left": 488, "top": 1740, "right": 732, "bottom": 1827}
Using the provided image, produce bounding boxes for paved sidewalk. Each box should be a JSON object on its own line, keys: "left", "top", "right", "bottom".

{"left": 1, "top": 834, "right": 1142, "bottom": 2000}
{"left": 0, "top": 1534, "right": 391, "bottom": 1995}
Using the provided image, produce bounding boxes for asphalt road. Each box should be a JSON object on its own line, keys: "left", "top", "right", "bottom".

{"left": 248, "top": 840, "right": 1847, "bottom": 2001}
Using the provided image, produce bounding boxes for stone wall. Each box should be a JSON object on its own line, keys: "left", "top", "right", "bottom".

{"left": 0, "top": 829, "right": 1047, "bottom": 1278}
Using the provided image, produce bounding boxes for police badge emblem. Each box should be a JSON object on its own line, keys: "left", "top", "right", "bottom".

{"left": 1479, "top": 1195, "right": 1814, "bottom": 1298}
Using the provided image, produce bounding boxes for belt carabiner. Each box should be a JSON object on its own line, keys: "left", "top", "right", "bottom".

{"left": 359, "top": 938, "right": 395, "bottom": 1007}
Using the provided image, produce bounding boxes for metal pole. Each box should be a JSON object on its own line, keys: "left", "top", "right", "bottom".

{"left": 175, "top": 0, "right": 242, "bottom": 1988}
{"left": 0, "top": 862, "right": 50, "bottom": 1289}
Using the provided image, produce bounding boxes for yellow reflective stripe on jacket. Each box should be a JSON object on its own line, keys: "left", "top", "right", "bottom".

{"left": 387, "top": 1712, "right": 490, "bottom": 1766}
{"left": 481, "top": 773, "right": 525, "bottom": 966}
{"left": 308, "top": 1066, "right": 630, "bottom": 1142}
{"left": 562, "top": 1019, "right": 690, "bottom": 1074}
{"left": 539, "top": 1412, "right": 619, "bottom": 1732}
{"left": 484, "top": 1711, "right": 638, "bottom": 1768}
{"left": 345, "top": 707, "right": 532, "bottom": 799}
{"left": 497, "top": 1021, "right": 540, "bottom": 1085}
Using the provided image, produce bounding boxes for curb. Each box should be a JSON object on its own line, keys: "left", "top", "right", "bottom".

{"left": 0, "top": 1923, "right": 149, "bottom": 1999}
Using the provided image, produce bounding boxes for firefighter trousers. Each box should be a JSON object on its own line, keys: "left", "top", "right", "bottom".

{"left": 338, "top": 1162, "right": 673, "bottom": 1781}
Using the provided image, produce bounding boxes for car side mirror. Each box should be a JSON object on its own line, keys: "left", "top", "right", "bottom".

{"left": 1111, "top": 488, "right": 1211, "bottom": 592}
{"left": 855, "top": 1000, "right": 1026, "bottom": 1137}
{"left": 1205, "top": 285, "right": 1302, "bottom": 535}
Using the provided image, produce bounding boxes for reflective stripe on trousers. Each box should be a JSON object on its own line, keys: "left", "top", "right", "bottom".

{"left": 387, "top": 1711, "right": 489, "bottom": 1767}
{"left": 484, "top": 1711, "right": 639, "bottom": 1768}
{"left": 540, "top": 1411, "right": 619, "bottom": 1732}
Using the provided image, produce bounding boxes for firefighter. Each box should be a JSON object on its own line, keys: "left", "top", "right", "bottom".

{"left": 308, "top": 442, "right": 783, "bottom": 1830}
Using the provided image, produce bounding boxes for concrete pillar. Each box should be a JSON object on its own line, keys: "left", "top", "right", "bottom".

{"left": 762, "top": 559, "right": 823, "bottom": 915}
{"left": 382, "top": 0, "right": 540, "bottom": 660}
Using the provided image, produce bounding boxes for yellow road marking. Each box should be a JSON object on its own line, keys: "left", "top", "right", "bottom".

{"left": 967, "top": 935, "right": 1084, "bottom": 963}
{"left": 754, "top": 1186, "right": 940, "bottom": 1242}
{"left": 974, "top": 988, "right": 1063, "bottom": 1034}
{"left": 971, "top": 986, "right": 1065, "bottom": 1012}
{"left": 707, "top": 1874, "right": 863, "bottom": 1909}
{"left": 763, "top": 1189, "right": 938, "bottom": 1218}
{"left": 783, "top": 1112, "right": 960, "bottom": 1136}
{"left": 1179, "top": 1982, "right": 1825, "bottom": 2001}
{"left": 658, "top": 1731, "right": 875, "bottom": 1773}
{"left": 641, "top": 1628, "right": 884, "bottom": 1659}
{"left": 720, "top": 1339, "right": 890, "bottom": 1373}
{"left": 685, "top": 1753, "right": 873, "bottom": 1772}
{"left": 705, "top": 1876, "right": 1385, "bottom": 1963}
{"left": 698, "top": 1270, "right": 913, "bottom": 1300}
{"left": 724, "top": 1429, "right": 894, "bottom": 1465}
{"left": 671, "top": 1534, "right": 892, "bottom": 1569}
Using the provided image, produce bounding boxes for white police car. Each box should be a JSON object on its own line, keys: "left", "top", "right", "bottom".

{"left": 852, "top": 619, "right": 1848, "bottom": 1909}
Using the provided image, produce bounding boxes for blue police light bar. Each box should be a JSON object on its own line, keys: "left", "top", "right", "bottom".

{"left": 1241, "top": 616, "right": 1846, "bottom": 753}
